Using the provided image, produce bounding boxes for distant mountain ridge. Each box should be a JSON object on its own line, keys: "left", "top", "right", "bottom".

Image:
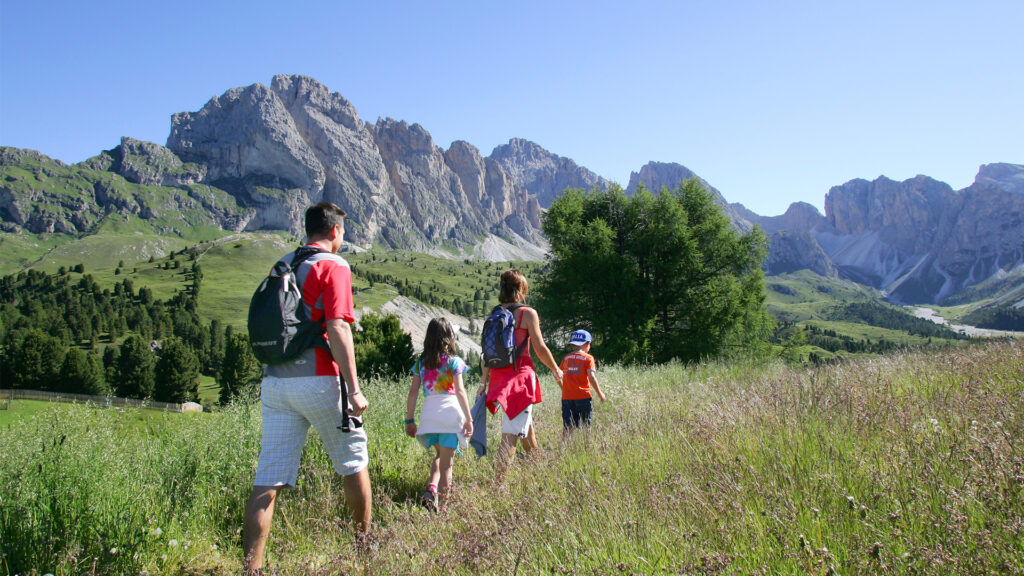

{"left": 726, "top": 164, "right": 1024, "bottom": 304}
{"left": 2, "top": 73, "right": 1021, "bottom": 306}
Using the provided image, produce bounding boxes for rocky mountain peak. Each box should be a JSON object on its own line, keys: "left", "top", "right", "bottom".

{"left": 104, "top": 137, "right": 207, "bottom": 187}
{"left": 824, "top": 175, "right": 954, "bottom": 254}
{"left": 739, "top": 201, "right": 830, "bottom": 235}
{"left": 627, "top": 161, "right": 748, "bottom": 230}
{"left": 160, "top": 76, "right": 544, "bottom": 254}
{"left": 271, "top": 74, "right": 362, "bottom": 132}
{"left": 765, "top": 230, "right": 837, "bottom": 277}
{"left": 974, "top": 163, "right": 1024, "bottom": 195}
{"left": 490, "top": 138, "right": 609, "bottom": 208}
{"left": 626, "top": 161, "right": 699, "bottom": 193}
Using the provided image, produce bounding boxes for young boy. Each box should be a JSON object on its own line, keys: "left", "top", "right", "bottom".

{"left": 558, "top": 329, "right": 606, "bottom": 429}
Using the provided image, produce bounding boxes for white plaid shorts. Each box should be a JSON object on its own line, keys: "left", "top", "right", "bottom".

{"left": 254, "top": 375, "right": 368, "bottom": 487}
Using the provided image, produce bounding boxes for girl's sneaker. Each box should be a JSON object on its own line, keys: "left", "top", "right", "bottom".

{"left": 421, "top": 489, "right": 437, "bottom": 512}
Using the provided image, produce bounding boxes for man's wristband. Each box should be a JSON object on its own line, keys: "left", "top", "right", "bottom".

{"left": 348, "top": 390, "right": 361, "bottom": 396}
{"left": 404, "top": 418, "right": 415, "bottom": 425}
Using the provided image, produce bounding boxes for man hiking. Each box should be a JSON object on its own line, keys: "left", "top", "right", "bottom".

{"left": 243, "top": 202, "right": 371, "bottom": 574}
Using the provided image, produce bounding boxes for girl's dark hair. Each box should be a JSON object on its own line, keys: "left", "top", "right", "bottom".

{"left": 421, "top": 317, "right": 457, "bottom": 370}
{"left": 499, "top": 269, "right": 528, "bottom": 304}
{"left": 305, "top": 202, "right": 347, "bottom": 238}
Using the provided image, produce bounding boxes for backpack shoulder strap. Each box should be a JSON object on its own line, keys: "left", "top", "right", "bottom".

{"left": 290, "top": 245, "right": 327, "bottom": 269}
{"left": 288, "top": 245, "right": 331, "bottom": 351}
{"left": 508, "top": 304, "right": 530, "bottom": 366}
{"left": 506, "top": 303, "right": 525, "bottom": 326}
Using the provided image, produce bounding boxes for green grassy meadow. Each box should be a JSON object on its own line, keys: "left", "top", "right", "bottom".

{"left": 2, "top": 340, "right": 1021, "bottom": 575}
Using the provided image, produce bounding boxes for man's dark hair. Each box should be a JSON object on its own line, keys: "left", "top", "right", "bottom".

{"left": 305, "top": 202, "right": 347, "bottom": 238}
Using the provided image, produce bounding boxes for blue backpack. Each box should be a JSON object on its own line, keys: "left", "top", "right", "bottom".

{"left": 481, "top": 303, "right": 525, "bottom": 368}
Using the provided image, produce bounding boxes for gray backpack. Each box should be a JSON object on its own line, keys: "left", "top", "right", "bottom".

{"left": 247, "top": 246, "right": 329, "bottom": 365}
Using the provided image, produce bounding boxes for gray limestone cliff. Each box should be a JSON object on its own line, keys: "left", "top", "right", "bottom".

{"left": 765, "top": 230, "right": 837, "bottom": 277}
{"left": 490, "top": 138, "right": 609, "bottom": 208}
{"left": 166, "top": 75, "right": 542, "bottom": 251}
{"left": 818, "top": 166, "right": 1024, "bottom": 303}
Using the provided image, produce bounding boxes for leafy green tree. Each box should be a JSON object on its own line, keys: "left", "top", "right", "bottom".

{"left": 115, "top": 335, "right": 155, "bottom": 399}
{"left": 536, "top": 181, "right": 772, "bottom": 364}
{"left": 154, "top": 337, "right": 200, "bottom": 403}
{"left": 218, "top": 333, "right": 261, "bottom": 404}
{"left": 353, "top": 312, "right": 415, "bottom": 379}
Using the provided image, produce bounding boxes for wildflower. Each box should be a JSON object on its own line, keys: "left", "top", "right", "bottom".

{"left": 152, "top": 527, "right": 163, "bottom": 537}
{"left": 169, "top": 539, "right": 178, "bottom": 547}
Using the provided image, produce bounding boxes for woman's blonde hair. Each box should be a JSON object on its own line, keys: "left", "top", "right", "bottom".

{"left": 499, "top": 269, "right": 528, "bottom": 304}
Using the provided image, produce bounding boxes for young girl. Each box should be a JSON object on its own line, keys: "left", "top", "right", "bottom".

{"left": 405, "top": 317, "right": 473, "bottom": 511}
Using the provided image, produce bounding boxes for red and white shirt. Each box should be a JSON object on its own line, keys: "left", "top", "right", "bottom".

{"left": 264, "top": 247, "right": 354, "bottom": 379}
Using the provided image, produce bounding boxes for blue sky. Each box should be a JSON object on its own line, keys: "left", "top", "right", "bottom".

{"left": 1, "top": 1, "right": 1021, "bottom": 216}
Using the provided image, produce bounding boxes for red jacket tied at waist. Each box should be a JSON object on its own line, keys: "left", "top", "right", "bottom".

{"left": 485, "top": 355, "right": 542, "bottom": 420}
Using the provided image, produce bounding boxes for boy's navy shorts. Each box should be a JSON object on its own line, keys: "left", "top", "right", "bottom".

{"left": 561, "top": 398, "right": 593, "bottom": 429}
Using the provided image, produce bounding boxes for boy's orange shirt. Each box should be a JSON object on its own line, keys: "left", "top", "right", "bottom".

{"left": 559, "top": 350, "right": 596, "bottom": 400}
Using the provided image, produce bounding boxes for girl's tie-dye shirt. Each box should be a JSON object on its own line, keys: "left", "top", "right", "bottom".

{"left": 410, "top": 354, "right": 468, "bottom": 396}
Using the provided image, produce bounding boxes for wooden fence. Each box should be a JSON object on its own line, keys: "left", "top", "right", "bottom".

{"left": 0, "top": 389, "right": 202, "bottom": 412}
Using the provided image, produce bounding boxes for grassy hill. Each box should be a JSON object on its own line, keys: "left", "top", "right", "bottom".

{"left": 2, "top": 229, "right": 976, "bottom": 355}
{"left": 2, "top": 340, "right": 1020, "bottom": 574}
{"left": 0, "top": 145, "right": 249, "bottom": 275}
{"left": 764, "top": 271, "right": 967, "bottom": 360}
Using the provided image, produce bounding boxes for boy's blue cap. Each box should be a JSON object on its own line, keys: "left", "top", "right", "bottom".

{"left": 569, "top": 329, "right": 592, "bottom": 346}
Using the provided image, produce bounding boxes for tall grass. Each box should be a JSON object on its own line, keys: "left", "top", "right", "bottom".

{"left": 2, "top": 341, "right": 1021, "bottom": 575}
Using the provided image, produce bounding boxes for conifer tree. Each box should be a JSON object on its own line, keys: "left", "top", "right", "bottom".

{"left": 115, "top": 335, "right": 155, "bottom": 399}
{"left": 58, "top": 347, "right": 108, "bottom": 395}
{"left": 218, "top": 333, "right": 261, "bottom": 404}
{"left": 10, "top": 330, "right": 65, "bottom": 391}
{"left": 154, "top": 337, "right": 200, "bottom": 403}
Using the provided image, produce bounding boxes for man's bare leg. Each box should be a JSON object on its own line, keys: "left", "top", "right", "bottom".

{"left": 343, "top": 467, "right": 372, "bottom": 533}
{"left": 243, "top": 485, "right": 280, "bottom": 573}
